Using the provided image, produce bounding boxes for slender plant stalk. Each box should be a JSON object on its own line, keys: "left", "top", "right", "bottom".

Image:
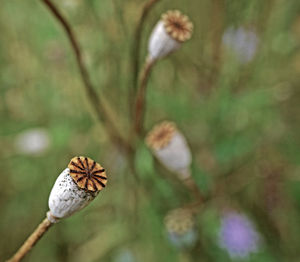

{"left": 183, "top": 177, "right": 204, "bottom": 202}
{"left": 41, "top": 0, "right": 132, "bottom": 152}
{"left": 134, "top": 57, "right": 155, "bottom": 135}
{"left": 129, "top": 0, "right": 161, "bottom": 116}
{"left": 207, "top": 0, "right": 224, "bottom": 88}
{"left": 111, "top": 0, "right": 128, "bottom": 38}
{"left": 179, "top": 172, "right": 206, "bottom": 204}
{"left": 131, "top": 0, "right": 160, "bottom": 90}
{"left": 7, "top": 217, "right": 53, "bottom": 262}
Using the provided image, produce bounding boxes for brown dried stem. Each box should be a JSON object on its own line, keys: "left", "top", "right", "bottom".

{"left": 183, "top": 177, "right": 205, "bottom": 203}
{"left": 132, "top": 0, "right": 160, "bottom": 90}
{"left": 129, "top": 0, "right": 161, "bottom": 114}
{"left": 41, "top": 0, "right": 131, "bottom": 152}
{"left": 134, "top": 57, "right": 155, "bottom": 135}
{"left": 207, "top": 0, "right": 224, "bottom": 88}
{"left": 7, "top": 217, "right": 53, "bottom": 262}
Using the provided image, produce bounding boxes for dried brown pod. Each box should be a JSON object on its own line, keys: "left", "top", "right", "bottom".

{"left": 148, "top": 10, "right": 193, "bottom": 60}
{"left": 68, "top": 156, "right": 107, "bottom": 192}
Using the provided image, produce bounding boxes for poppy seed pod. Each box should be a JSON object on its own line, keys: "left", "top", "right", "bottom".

{"left": 47, "top": 156, "right": 107, "bottom": 222}
{"left": 164, "top": 208, "right": 198, "bottom": 248}
{"left": 148, "top": 10, "right": 193, "bottom": 61}
{"left": 146, "top": 121, "right": 192, "bottom": 179}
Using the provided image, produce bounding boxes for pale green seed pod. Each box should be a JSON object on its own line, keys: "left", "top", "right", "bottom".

{"left": 148, "top": 10, "right": 193, "bottom": 61}
{"left": 146, "top": 121, "right": 192, "bottom": 179}
{"left": 47, "top": 156, "right": 107, "bottom": 223}
{"left": 164, "top": 208, "right": 198, "bottom": 248}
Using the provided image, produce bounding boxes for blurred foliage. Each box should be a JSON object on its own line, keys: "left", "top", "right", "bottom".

{"left": 1, "top": 0, "right": 300, "bottom": 261}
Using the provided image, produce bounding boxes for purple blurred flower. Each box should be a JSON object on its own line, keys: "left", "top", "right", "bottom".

{"left": 222, "top": 26, "right": 259, "bottom": 64}
{"left": 218, "top": 212, "right": 261, "bottom": 259}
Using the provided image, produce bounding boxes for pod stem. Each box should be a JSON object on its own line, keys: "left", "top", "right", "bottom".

{"left": 41, "top": 0, "right": 132, "bottom": 153}
{"left": 134, "top": 57, "right": 156, "bottom": 136}
{"left": 7, "top": 217, "right": 53, "bottom": 262}
{"left": 183, "top": 177, "right": 205, "bottom": 202}
{"left": 178, "top": 168, "right": 205, "bottom": 203}
{"left": 131, "top": 0, "right": 161, "bottom": 92}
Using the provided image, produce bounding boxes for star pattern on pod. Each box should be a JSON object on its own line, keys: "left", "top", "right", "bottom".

{"left": 162, "top": 10, "right": 193, "bottom": 42}
{"left": 68, "top": 156, "right": 107, "bottom": 192}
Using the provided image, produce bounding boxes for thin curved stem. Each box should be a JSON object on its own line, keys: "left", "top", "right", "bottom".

{"left": 207, "top": 0, "right": 224, "bottom": 88}
{"left": 132, "top": 0, "right": 160, "bottom": 90}
{"left": 7, "top": 217, "right": 53, "bottom": 262}
{"left": 111, "top": 0, "right": 128, "bottom": 38}
{"left": 129, "top": 0, "right": 161, "bottom": 116}
{"left": 41, "top": 0, "right": 132, "bottom": 152}
{"left": 133, "top": 57, "right": 155, "bottom": 135}
{"left": 183, "top": 177, "right": 205, "bottom": 202}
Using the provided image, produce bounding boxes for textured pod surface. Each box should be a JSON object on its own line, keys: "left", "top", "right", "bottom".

{"left": 146, "top": 121, "right": 176, "bottom": 150}
{"left": 148, "top": 10, "right": 193, "bottom": 61}
{"left": 68, "top": 156, "right": 107, "bottom": 192}
{"left": 48, "top": 168, "right": 98, "bottom": 219}
{"left": 165, "top": 208, "right": 195, "bottom": 235}
{"left": 148, "top": 21, "right": 181, "bottom": 60}
{"left": 164, "top": 208, "right": 197, "bottom": 248}
{"left": 162, "top": 10, "right": 193, "bottom": 42}
{"left": 154, "top": 131, "right": 192, "bottom": 173}
{"left": 146, "top": 122, "right": 192, "bottom": 176}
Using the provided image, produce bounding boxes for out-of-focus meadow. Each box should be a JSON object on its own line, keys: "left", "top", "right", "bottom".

{"left": 1, "top": 0, "right": 300, "bottom": 261}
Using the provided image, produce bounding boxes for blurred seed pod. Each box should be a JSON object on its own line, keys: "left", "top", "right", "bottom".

{"left": 164, "top": 208, "right": 198, "bottom": 248}
{"left": 148, "top": 10, "right": 193, "bottom": 61}
{"left": 146, "top": 121, "right": 192, "bottom": 179}
{"left": 48, "top": 156, "right": 107, "bottom": 222}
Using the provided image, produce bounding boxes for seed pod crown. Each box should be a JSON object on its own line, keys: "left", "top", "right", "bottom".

{"left": 146, "top": 121, "right": 177, "bottom": 150}
{"left": 147, "top": 10, "right": 193, "bottom": 60}
{"left": 162, "top": 10, "right": 193, "bottom": 42}
{"left": 68, "top": 156, "right": 107, "bottom": 192}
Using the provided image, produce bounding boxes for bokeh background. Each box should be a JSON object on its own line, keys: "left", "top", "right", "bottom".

{"left": 1, "top": 0, "right": 300, "bottom": 261}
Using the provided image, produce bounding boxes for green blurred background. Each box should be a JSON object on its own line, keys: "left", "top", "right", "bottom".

{"left": 1, "top": 0, "right": 300, "bottom": 261}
